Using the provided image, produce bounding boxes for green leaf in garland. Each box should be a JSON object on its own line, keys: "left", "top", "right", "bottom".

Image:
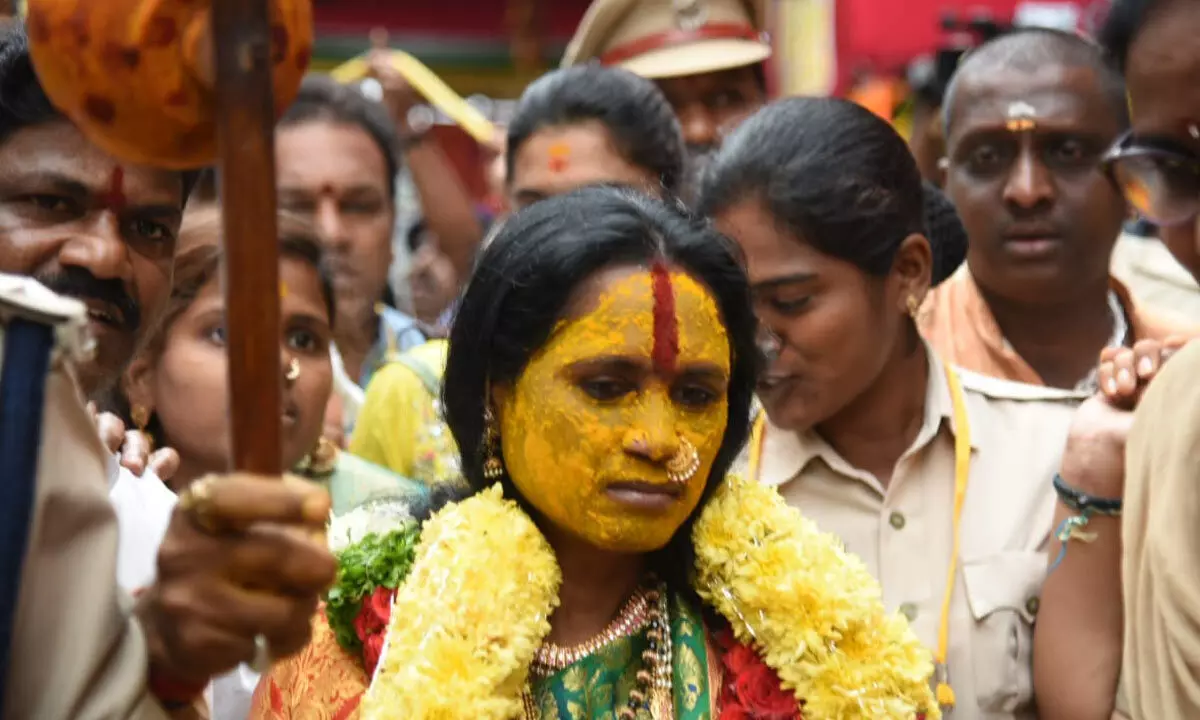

{"left": 325, "top": 523, "right": 422, "bottom": 657}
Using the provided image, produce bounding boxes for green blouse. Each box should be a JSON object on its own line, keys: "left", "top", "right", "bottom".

{"left": 529, "top": 592, "right": 715, "bottom": 719}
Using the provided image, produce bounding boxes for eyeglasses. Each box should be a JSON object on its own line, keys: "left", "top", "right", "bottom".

{"left": 1102, "top": 132, "right": 1200, "bottom": 227}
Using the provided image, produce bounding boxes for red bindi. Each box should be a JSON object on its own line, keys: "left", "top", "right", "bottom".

{"left": 101, "top": 166, "right": 127, "bottom": 213}
{"left": 650, "top": 260, "right": 679, "bottom": 374}
{"left": 548, "top": 143, "right": 570, "bottom": 173}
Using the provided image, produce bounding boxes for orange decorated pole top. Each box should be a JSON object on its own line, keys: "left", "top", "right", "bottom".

{"left": 24, "top": 0, "right": 314, "bottom": 475}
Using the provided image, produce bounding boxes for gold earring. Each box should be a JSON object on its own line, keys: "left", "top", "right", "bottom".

{"left": 296, "top": 435, "right": 338, "bottom": 477}
{"left": 906, "top": 295, "right": 921, "bottom": 319}
{"left": 131, "top": 403, "right": 150, "bottom": 431}
{"left": 482, "top": 406, "right": 505, "bottom": 480}
{"left": 130, "top": 403, "right": 156, "bottom": 452}
{"left": 284, "top": 357, "right": 300, "bottom": 383}
{"left": 665, "top": 436, "right": 701, "bottom": 485}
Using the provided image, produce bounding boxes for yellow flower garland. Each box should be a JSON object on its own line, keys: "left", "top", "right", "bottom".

{"left": 693, "top": 475, "right": 940, "bottom": 719}
{"left": 362, "top": 478, "right": 939, "bottom": 719}
{"left": 360, "top": 485, "right": 561, "bottom": 719}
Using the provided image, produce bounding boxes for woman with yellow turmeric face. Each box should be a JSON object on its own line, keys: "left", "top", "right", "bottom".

{"left": 498, "top": 265, "right": 730, "bottom": 553}
{"left": 253, "top": 187, "right": 940, "bottom": 720}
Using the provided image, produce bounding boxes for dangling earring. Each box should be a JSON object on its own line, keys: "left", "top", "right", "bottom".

{"left": 296, "top": 435, "right": 338, "bottom": 477}
{"left": 906, "top": 295, "right": 921, "bottom": 320}
{"left": 482, "top": 406, "right": 505, "bottom": 480}
{"left": 666, "top": 436, "right": 701, "bottom": 485}
{"left": 130, "top": 403, "right": 155, "bottom": 452}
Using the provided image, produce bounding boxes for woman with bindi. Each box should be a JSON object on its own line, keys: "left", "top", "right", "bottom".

{"left": 505, "top": 64, "right": 687, "bottom": 209}
{"left": 699, "top": 97, "right": 1084, "bottom": 718}
{"left": 350, "top": 64, "right": 689, "bottom": 489}
{"left": 252, "top": 186, "right": 938, "bottom": 718}
{"left": 113, "top": 207, "right": 428, "bottom": 510}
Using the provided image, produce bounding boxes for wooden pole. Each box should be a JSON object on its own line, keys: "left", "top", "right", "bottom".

{"left": 211, "top": 0, "right": 282, "bottom": 475}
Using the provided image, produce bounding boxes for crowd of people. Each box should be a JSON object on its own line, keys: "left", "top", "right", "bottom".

{"left": 5, "top": 0, "right": 1200, "bottom": 718}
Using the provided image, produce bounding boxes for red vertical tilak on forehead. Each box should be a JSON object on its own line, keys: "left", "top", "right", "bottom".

{"left": 102, "top": 166, "right": 127, "bottom": 213}
{"left": 651, "top": 260, "right": 680, "bottom": 374}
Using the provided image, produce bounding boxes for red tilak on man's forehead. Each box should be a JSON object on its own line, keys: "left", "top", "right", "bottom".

{"left": 100, "top": 166, "right": 126, "bottom": 213}
{"left": 651, "top": 260, "right": 680, "bottom": 374}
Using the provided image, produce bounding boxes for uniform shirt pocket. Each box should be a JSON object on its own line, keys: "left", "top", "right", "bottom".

{"left": 961, "top": 550, "right": 1047, "bottom": 713}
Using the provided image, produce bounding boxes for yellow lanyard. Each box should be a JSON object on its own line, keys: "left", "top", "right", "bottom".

{"left": 748, "top": 364, "right": 969, "bottom": 709}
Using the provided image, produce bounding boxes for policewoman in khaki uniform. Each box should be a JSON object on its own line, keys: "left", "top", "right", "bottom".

{"left": 563, "top": 0, "right": 771, "bottom": 197}
{"left": 700, "top": 98, "right": 1080, "bottom": 718}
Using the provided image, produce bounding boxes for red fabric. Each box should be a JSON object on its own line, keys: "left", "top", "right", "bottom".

{"left": 600, "top": 23, "right": 762, "bottom": 66}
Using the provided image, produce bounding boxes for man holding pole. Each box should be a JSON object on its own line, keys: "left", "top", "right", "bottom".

{"left": 1, "top": 1, "right": 336, "bottom": 716}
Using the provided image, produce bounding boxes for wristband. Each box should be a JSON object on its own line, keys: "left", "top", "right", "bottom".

{"left": 1052, "top": 473, "right": 1122, "bottom": 516}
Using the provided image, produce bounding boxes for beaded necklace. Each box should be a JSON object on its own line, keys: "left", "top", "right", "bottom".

{"left": 522, "top": 580, "right": 673, "bottom": 719}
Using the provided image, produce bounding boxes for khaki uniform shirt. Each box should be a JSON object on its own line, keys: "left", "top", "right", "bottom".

{"left": 1122, "top": 340, "right": 1200, "bottom": 720}
{"left": 0, "top": 274, "right": 167, "bottom": 720}
{"left": 746, "top": 350, "right": 1078, "bottom": 719}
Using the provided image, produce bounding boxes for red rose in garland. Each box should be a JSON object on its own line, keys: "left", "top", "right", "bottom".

{"left": 353, "top": 586, "right": 395, "bottom": 674}
{"left": 715, "top": 628, "right": 801, "bottom": 719}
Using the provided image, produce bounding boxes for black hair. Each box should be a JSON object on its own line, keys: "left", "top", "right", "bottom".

{"left": 506, "top": 66, "right": 686, "bottom": 196}
{"left": 1099, "top": 0, "right": 1164, "bottom": 72}
{"left": 923, "top": 181, "right": 968, "bottom": 286}
{"left": 104, "top": 217, "right": 335, "bottom": 447}
{"left": 941, "top": 27, "right": 1130, "bottom": 136}
{"left": 0, "top": 25, "right": 202, "bottom": 203}
{"left": 442, "top": 185, "right": 757, "bottom": 591}
{"left": 280, "top": 74, "right": 401, "bottom": 199}
{"left": 699, "top": 97, "right": 947, "bottom": 281}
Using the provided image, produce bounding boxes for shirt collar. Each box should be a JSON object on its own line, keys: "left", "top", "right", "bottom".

{"left": 757, "top": 343, "right": 973, "bottom": 490}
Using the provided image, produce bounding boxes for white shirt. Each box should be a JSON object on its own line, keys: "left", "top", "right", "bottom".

{"left": 107, "top": 453, "right": 176, "bottom": 592}
{"left": 106, "top": 456, "right": 259, "bottom": 719}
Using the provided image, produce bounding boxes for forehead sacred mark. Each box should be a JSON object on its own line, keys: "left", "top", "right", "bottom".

{"left": 651, "top": 260, "right": 680, "bottom": 374}
{"left": 101, "top": 166, "right": 127, "bottom": 213}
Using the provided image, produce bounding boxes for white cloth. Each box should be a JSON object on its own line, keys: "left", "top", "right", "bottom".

{"left": 107, "top": 457, "right": 258, "bottom": 719}
{"left": 108, "top": 454, "right": 176, "bottom": 592}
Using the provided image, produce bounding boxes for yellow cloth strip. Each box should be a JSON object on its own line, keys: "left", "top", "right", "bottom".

{"left": 331, "top": 50, "right": 499, "bottom": 149}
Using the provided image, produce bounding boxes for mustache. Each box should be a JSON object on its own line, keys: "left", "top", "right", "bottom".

{"left": 37, "top": 266, "right": 141, "bottom": 332}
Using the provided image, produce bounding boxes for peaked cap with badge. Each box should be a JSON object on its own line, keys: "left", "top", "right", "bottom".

{"left": 562, "top": 0, "right": 771, "bottom": 80}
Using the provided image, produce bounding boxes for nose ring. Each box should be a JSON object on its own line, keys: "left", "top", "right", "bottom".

{"left": 666, "top": 436, "right": 701, "bottom": 485}
{"left": 284, "top": 357, "right": 301, "bottom": 383}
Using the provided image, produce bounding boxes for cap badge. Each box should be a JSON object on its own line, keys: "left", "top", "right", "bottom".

{"left": 673, "top": 0, "right": 709, "bottom": 31}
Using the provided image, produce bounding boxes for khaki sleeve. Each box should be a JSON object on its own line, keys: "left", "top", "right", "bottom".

{"left": 3, "top": 366, "right": 168, "bottom": 720}
{"left": 1122, "top": 342, "right": 1200, "bottom": 719}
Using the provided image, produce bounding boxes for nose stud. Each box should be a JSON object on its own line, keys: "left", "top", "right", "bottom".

{"left": 666, "top": 436, "right": 701, "bottom": 485}
{"left": 284, "top": 357, "right": 300, "bottom": 383}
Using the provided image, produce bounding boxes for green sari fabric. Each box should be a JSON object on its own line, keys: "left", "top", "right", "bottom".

{"left": 528, "top": 592, "right": 714, "bottom": 719}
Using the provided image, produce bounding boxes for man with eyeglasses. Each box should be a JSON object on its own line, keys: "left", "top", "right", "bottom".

{"left": 1036, "top": 2, "right": 1200, "bottom": 718}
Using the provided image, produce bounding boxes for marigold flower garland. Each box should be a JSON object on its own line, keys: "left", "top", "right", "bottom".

{"left": 340, "top": 477, "right": 938, "bottom": 719}
{"left": 359, "top": 485, "right": 561, "bottom": 720}
{"left": 693, "top": 475, "right": 940, "bottom": 719}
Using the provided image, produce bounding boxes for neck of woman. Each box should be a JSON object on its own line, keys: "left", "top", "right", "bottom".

{"left": 164, "top": 455, "right": 214, "bottom": 494}
{"left": 813, "top": 339, "right": 930, "bottom": 488}
{"left": 543, "top": 526, "right": 647, "bottom": 649}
